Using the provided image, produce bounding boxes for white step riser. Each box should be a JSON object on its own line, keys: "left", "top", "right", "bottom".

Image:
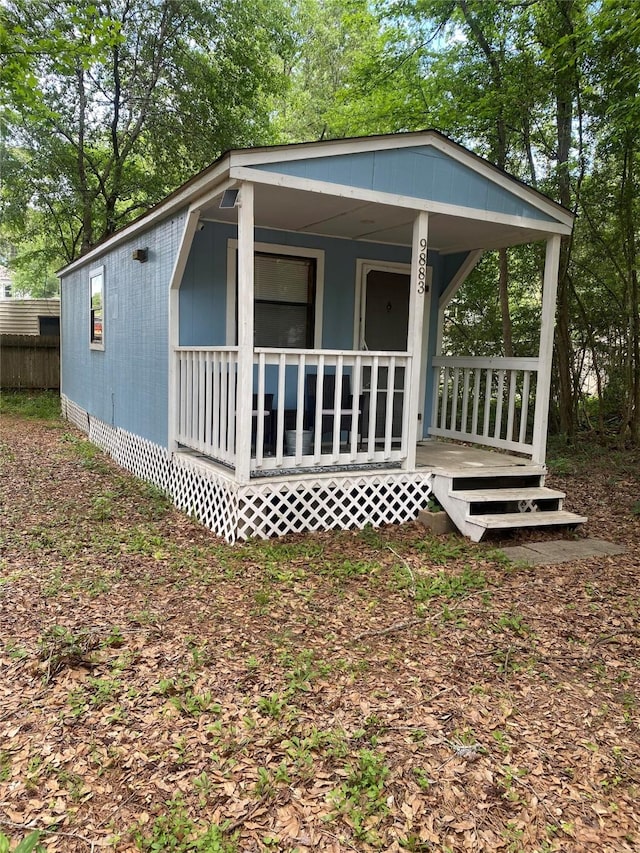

{"left": 465, "top": 511, "right": 588, "bottom": 539}
{"left": 431, "top": 472, "right": 585, "bottom": 541}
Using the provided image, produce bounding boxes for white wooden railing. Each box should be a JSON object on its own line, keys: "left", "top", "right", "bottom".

{"left": 175, "top": 347, "right": 412, "bottom": 473}
{"left": 175, "top": 347, "right": 238, "bottom": 466}
{"left": 430, "top": 356, "right": 539, "bottom": 456}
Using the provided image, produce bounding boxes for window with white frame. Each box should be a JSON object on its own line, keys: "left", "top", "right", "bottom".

{"left": 254, "top": 252, "right": 316, "bottom": 348}
{"left": 228, "top": 241, "right": 323, "bottom": 348}
{"left": 90, "top": 266, "right": 104, "bottom": 347}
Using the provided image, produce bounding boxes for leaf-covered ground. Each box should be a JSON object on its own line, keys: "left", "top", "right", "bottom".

{"left": 1, "top": 403, "right": 639, "bottom": 852}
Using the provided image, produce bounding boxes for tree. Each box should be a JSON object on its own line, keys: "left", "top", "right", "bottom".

{"left": 0, "top": 0, "right": 293, "bottom": 278}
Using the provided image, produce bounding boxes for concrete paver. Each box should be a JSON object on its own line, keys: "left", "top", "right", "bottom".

{"left": 499, "top": 538, "right": 626, "bottom": 566}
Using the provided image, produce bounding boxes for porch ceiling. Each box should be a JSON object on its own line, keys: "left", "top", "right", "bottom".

{"left": 198, "top": 183, "right": 558, "bottom": 253}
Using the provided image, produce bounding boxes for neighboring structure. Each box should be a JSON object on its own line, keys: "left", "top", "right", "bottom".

{"left": 58, "top": 131, "right": 586, "bottom": 542}
{"left": 0, "top": 265, "right": 13, "bottom": 300}
{"left": 0, "top": 298, "right": 61, "bottom": 336}
{"left": 0, "top": 298, "right": 61, "bottom": 389}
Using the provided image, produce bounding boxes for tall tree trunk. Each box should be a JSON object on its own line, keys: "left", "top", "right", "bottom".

{"left": 76, "top": 63, "right": 93, "bottom": 253}
{"left": 552, "top": 0, "right": 578, "bottom": 439}
{"left": 621, "top": 139, "right": 640, "bottom": 444}
{"left": 457, "top": 0, "right": 514, "bottom": 357}
{"left": 498, "top": 249, "right": 513, "bottom": 357}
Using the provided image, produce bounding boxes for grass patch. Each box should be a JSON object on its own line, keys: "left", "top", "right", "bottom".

{"left": 0, "top": 390, "right": 60, "bottom": 420}
{"left": 415, "top": 565, "right": 487, "bottom": 602}
{"left": 132, "top": 795, "right": 237, "bottom": 852}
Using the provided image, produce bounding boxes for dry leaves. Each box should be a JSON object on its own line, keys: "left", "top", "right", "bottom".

{"left": 0, "top": 412, "right": 639, "bottom": 852}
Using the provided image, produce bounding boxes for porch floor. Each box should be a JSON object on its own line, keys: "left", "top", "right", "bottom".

{"left": 415, "top": 440, "right": 540, "bottom": 474}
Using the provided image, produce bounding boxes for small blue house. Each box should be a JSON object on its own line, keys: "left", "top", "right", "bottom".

{"left": 59, "top": 131, "right": 586, "bottom": 541}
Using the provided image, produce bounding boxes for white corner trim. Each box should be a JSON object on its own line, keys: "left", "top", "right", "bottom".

{"left": 226, "top": 238, "right": 325, "bottom": 348}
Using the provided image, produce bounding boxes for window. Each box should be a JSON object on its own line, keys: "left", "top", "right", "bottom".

{"left": 90, "top": 266, "right": 104, "bottom": 347}
{"left": 254, "top": 252, "right": 316, "bottom": 348}
{"left": 227, "top": 241, "right": 324, "bottom": 347}
{"left": 39, "top": 316, "right": 60, "bottom": 336}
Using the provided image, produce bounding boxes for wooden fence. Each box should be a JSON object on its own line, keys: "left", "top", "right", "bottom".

{"left": 0, "top": 334, "right": 60, "bottom": 389}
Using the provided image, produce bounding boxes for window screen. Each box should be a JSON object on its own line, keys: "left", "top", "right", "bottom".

{"left": 254, "top": 253, "right": 315, "bottom": 348}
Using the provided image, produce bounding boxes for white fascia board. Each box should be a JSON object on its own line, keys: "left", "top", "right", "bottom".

{"left": 229, "top": 166, "right": 573, "bottom": 236}
{"left": 59, "top": 157, "right": 232, "bottom": 277}
{"left": 426, "top": 135, "right": 574, "bottom": 228}
{"left": 229, "top": 132, "right": 438, "bottom": 167}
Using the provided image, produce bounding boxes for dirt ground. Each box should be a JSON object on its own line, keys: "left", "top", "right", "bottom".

{"left": 1, "top": 408, "right": 639, "bottom": 852}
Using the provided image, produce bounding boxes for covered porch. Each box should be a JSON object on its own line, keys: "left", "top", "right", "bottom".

{"left": 167, "top": 133, "right": 572, "bottom": 491}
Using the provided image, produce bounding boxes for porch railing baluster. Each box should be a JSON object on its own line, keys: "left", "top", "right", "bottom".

{"left": 520, "top": 370, "right": 531, "bottom": 445}
{"left": 384, "top": 356, "right": 396, "bottom": 459}
{"left": 368, "top": 357, "right": 379, "bottom": 461}
{"left": 431, "top": 356, "right": 539, "bottom": 457}
{"left": 314, "top": 356, "right": 325, "bottom": 462}
{"left": 494, "top": 369, "right": 505, "bottom": 440}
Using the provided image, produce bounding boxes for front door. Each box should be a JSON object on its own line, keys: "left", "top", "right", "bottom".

{"left": 361, "top": 267, "right": 410, "bottom": 352}
{"left": 360, "top": 265, "right": 411, "bottom": 440}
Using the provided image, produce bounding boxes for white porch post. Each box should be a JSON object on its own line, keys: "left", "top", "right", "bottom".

{"left": 405, "top": 211, "right": 429, "bottom": 471}
{"left": 168, "top": 207, "right": 201, "bottom": 453}
{"left": 235, "top": 181, "right": 254, "bottom": 483}
{"left": 532, "top": 234, "right": 561, "bottom": 465}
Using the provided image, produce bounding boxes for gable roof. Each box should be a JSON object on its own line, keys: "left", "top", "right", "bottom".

{"left": 60, "top": 130, "right": 573, "bottom": 276}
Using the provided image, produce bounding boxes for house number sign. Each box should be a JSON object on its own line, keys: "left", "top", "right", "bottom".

{"left": 417, "top": 238, "right": 429, "bottom": 294}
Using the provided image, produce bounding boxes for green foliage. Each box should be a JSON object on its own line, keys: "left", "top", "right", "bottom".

{"left": 37, "top": 624, "right": 100, "bottom": 682}
{"left": 0, "top": 831, "right": 44, "bottom": 853}
{"left": 0, "top": 391, "right": 60, "bottom": 420}
{"left": 414, "top": 565, "right": 486, "bottom": 602}
{"left": 329, "top": 748, "right": 390, "bottom": 843}
{"left": 133, "top": 795, "right": 237, "bottom": 852}
{"left": 0, "top": 0, "right": 294, "bottom": 281}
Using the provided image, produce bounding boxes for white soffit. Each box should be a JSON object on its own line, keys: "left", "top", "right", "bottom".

{"left": 199, "top": 184, "right": 562, "bottom": 252}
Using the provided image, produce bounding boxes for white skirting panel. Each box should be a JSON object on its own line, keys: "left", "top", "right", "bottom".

{"left": 61, "top": 396, "right": 433, "bottom": 543}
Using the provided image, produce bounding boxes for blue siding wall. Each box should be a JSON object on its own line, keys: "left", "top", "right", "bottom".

{"left": 61, "top": 210, "right": 469, "bottom": 448}
{"left": 254, "top": 147, "right": 556, "bottom": 223}
{"left": 180, "top": 223, "right": 415, "bottom": 349}
{"left": 61, "top": 213, "right": 186, "bottom": 446}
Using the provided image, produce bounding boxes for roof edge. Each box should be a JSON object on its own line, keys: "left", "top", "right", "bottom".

{"left": 59, "top": 130, "right": 574, "bottom": 276}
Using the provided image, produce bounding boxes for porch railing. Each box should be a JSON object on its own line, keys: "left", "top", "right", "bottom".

{"left": 430, "top": 356, "right": 539, "bottom": 456}
{"left": 175, "top": 347, "right": 412, "bottom": 473}
{"left": 175, "top": 347, "right": 238, "bottom": 466}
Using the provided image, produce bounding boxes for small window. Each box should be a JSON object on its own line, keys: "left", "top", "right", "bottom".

{"left": 90, "top": 266, "right": 104, "bottom": 347}
{"left": 39, "top": 316, "right": 60, "bottom": 336}
{"left": 254, "top": 253, "right": 315, "bottom": 348}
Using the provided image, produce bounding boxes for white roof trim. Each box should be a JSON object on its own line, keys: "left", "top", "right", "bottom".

{"left": 59, "top": 131, "right": 573, "bottom": 276}
{"left": 232, "top": 132, "right": 573, "bottom": 228}
{"left": 229, "top": 166, "right": 572, "bottom": 236}
{"left": 231, "top": 131, "right": 440, "bottom": 166}
{"left": 425, "top": 135, "right": 574, "bottom": 228}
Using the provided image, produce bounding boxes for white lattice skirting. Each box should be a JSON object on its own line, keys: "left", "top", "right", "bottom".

{"left": 60, "top": 396, "right": 432, "bottom": 542}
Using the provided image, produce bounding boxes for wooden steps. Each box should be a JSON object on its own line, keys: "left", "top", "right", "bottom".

{"left": 430, "top": 466, "right": 586, "bottom": 542}
{"left": 466, "top": 510, "right": 588, "bottom": 539}
{"left": 452, "top": 487, "right": 566, "bottom": 503}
